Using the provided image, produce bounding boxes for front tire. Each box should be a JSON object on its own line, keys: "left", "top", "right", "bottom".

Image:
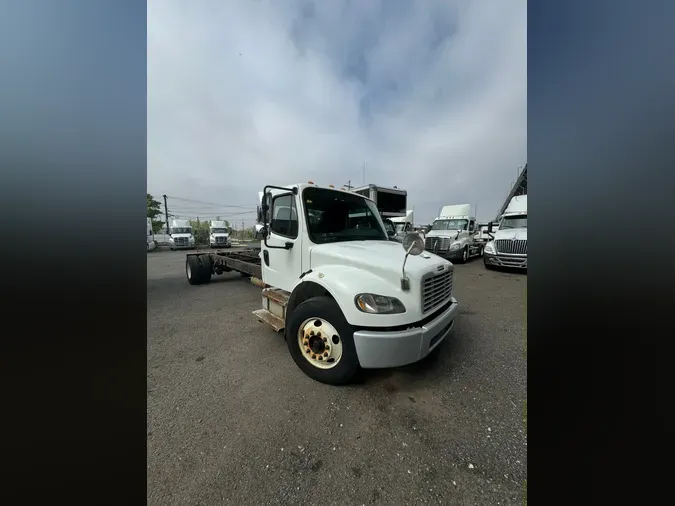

{"left": 484, "top": 258, "right": 495, "bottom": 270}
{"left": 459, "top": 246, "right": 469, "bottom": 263}
{"left": 286, "top": 296, "right": 359, "bottom": 385}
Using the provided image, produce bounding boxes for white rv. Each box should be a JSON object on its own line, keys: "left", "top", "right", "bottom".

{"left": 185, "top": 182, "right": 459, "bottom": 385}
{"left": 169, "top": 219, "right": 195, "bottom": 250}
{"left": 483, "top": 195, "right": 527, "bottom": 270}
{"left": 209, "top": 220, "right": 231, "bottom": 248}
{"left": 147, "top": 218, "right": 157, "bottom": 252}
{"left": 351, "top": 184, "right": 407, "bottom": 220}
{"left": 424, "top": 204, "right": 483, "bottom": 263}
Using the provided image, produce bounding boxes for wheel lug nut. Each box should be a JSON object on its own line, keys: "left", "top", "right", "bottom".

{"left": 322, "top": 337, "right": 327, "bottom": 342}
{"left": 323, "top": 352, "right": 328, "bottom": 357}
{"left": 325, "top": 345, "right": 330, "bottom": 351}
{"left": 311, "top": 354, "right": 316, "bottom": 359}
{"left": 318, "top": 356, "right": 323, "bottom": 360}
{"left": 305, "top": 349, "right": 311, "bottom": 354}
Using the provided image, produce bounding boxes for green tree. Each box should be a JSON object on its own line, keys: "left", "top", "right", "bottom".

{"left": 147, "top": 193, "right": 165, "bottom": 233}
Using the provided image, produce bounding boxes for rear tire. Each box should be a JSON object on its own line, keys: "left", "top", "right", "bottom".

{"left": 186, "top": 255, "right": 212, "bottom": 285}
{"left": 286, "top": 296, "right": 359, "bottom": 385}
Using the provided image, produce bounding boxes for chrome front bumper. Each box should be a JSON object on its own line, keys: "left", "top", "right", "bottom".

{"left": 353, "top": 297, "right": 459, "bottom": 369}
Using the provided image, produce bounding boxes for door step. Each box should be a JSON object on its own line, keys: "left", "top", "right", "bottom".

{"left": 252, "top": 308, "right": 285, "bottom": 333}
{"left": 262, "top": 288, "right": 290, "bottom": 306}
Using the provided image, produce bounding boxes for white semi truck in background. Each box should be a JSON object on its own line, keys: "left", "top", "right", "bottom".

{"left": 147, "top": 218, "right": 157, "bottom": 252}
{"left": 390, "top": 209, "right": 414, "bottom": 241}
{"left": 184, "top": 182, "right": 459, "bottom": 385}
{"left": 425, "top": 204, "right": 483, "bottom": 263}
{"left": 483, "top": 195, "right": 527, "bottom": 270}
{"left": 169, "top": 219, "right": 195, "bottom": 250}
{"left": 209, "top": 220, "right": 231, "bottom": 248}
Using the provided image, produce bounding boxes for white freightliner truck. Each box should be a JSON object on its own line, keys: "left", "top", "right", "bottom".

{"left": 209, "top": 220, "right": 232, "bottom": 248}
{"left": 483, "top": 195, "right": 527, "bottom": 270}
{"left": 169, "top": 219, "right": 195, "bottom": 250}
{"left": 184, "top": 182, "right": 459, "bottom": 385}
{"left": 147, "top": 218, "right": 157, "bottom": 252}
{"left": 424, "top": 204, "right": 483, "bottom": 263}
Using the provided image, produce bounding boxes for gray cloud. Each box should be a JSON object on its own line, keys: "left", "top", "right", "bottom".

{"left": 148, "top": 0, "right": 526, "bottom": 225}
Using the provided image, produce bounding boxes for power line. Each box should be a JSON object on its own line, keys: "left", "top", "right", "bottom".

{"left": 167, "top": 195, "right": 256, "bottom": 209}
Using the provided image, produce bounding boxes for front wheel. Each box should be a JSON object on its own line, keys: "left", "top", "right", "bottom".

{"left": 286, "top": 296, "right": 359, "bottom": 385}
{"left": 484, "top": 259, "right": 495, "bottom": 270}
{"left": 459, "top": 246, "right": 469, "bottom": 263}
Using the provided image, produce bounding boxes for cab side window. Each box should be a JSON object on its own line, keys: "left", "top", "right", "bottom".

{"left": 469, "top": 220, "right": 475, "bottom": 233}
{"left": 270, "top": 194, "right": 298, "bottom": 238}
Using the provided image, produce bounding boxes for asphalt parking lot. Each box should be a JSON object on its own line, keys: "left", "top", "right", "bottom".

{"left": 147, "top": 248, "right": 527, "bottom": 505}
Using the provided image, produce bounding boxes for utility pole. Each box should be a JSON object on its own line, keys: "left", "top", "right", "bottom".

{"left": 344, "top": 180, "right": 352, "bottom": 190}
{"left": 362, "top": 158, "right": 366, "bottom": 184}
{"left": 163, "top": 194, "right": 170, "bottom": 234}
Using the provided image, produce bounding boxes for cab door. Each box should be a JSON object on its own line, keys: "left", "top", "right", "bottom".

{"left": 261, "top": 191, "right": 303, "bottom": 291}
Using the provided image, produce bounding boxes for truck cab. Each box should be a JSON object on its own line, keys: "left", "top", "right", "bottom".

{"left": 389, "top": 209, "right": 415, "bottom": 242}
{"left": 253, "top": 183, "right": 459, "bottom": 384}
{"left": 483, "top": 195, "right": 527, "bottom": 269}
{"left": 169, "top": 219, "right": 195, "bottom": 250}
{"left": 209, "top": 220, "right": 231, "bottom": 248}
{"left": 147, "top": 218, "right": 157, "bottom": 252}
{"left": 424, "top": 204, "right": 483, "bottom": 263}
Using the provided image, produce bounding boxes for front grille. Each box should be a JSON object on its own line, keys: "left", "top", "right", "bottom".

{"left": 175, "top": 237, "right": 188, "bottom": 246}
{"left": 421, "top": 270, "right": 453, "bottom": 314}
{"left": 495, "top": 239, "right": 527, "bottom": 255}
{"left": 425, "top": 237, "right": 450, "bottom": 251}
{"left": 216, "top": 237, "right": 226, "bottom": 244}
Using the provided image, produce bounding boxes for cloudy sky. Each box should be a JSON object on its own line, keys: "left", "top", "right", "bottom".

{"left": 147, "top": 0, "right": 526, "bottom": 227}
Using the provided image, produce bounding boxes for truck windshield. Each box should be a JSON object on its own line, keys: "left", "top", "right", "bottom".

{"left": 394, "top": 223, "right": 406, "bottom": 233}
{"left": 500, "top": 215, "right": 527, "bottom": 229}
{"left": 172, "top": 227, "right": 192, "bottom": 234}
{"left": 431, "top": 219, "right": 468, "bottom": 231}
{"left": 303, "top": 187, "right": 387, "bottom": 244}
{"left": 211, "top": 228, "right": 228, "bottom": 234}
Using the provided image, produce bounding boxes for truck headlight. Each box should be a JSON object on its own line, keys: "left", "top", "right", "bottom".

{"left": 450, "top": 242, "right": 461, "bottom": 250}
{"left": 354, "top": 294, "right": 406, "bottom": 314}
{"left": 484, "top": 241, "right": 495, "bottom": 254}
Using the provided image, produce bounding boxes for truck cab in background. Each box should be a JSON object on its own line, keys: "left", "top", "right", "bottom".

{"left": 209, "top": 220, "right": 231, "bottom": 248}
{"left": 147, "top": 218, "right": 157, "bottom": 252}
{"left": 483, "top": 195, "right": 527, "bottom": 270}
{"left": 169, "top": 219, "right": 195, "bottom": 250}
{"left": 390, "top": 209, "right": 415, "bottom": 242}
{"left": 424, "top": 204, "right": 483, "bottom": 263}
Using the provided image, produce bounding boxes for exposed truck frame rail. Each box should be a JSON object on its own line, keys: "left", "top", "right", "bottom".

{"left": 185, "top": 249, "right": 262, "bottom": 285}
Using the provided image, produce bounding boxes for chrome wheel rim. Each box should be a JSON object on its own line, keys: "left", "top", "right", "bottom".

{"left": 297, "top": 317, "right": 343, "bottom": 369}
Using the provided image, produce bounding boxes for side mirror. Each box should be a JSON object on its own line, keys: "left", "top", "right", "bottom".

{"left": 256, "top": 206, "right": 263, "bottom": 223}
{"left": 401, "top": 233, "right": 425, "bottom": 256}
{"left": 487, "top": 223, "right": 493, "bottom": 233}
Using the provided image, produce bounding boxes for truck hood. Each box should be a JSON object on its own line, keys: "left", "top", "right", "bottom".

{"left": 426, "top": 230, "right": 461, "bottom": 239}
{"left": 309, "top": 240, "right": 450, "bottom": 282}
{"left": 493, "top": 228, "right": 527, "bottom": 241}
{"left": 211, "top": 233, "right": 229, "bottom": 238}
{"left": 170, "top": 233, "right": 193, "bottom": 239}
